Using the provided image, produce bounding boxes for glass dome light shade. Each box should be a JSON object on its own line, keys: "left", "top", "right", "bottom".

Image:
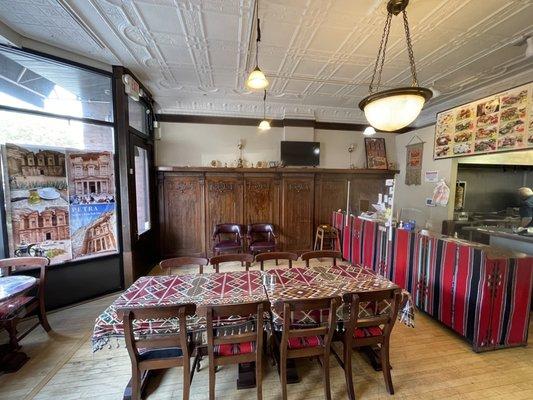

{"left": 246, "top": 66, "right": 269, "bottom": 90}
{"left": 359, "top": 87, "right": 432, "bottom": 132}
{"left": 258, "top": 119, "right": 271, "bottom": 130}
{"left": 363, "top": 126, "right": 376, "bottom": 136}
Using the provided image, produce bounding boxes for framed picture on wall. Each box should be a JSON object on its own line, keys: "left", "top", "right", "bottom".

{"left": 364, "top": 137, "right": 388, "bottom": 169}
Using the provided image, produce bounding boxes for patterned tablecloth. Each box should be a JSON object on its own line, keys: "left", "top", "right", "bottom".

{"left": 92, "top": 265, "right": 415, "bottom": 352}
{"left": 92, "top": 271, "right": 267, "bottom": 351}
{"left": 266, "top": 265, "right": 415, "bottom": 329}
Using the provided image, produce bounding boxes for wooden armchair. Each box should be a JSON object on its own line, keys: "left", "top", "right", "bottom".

{"left": 119, "top": 304, "right": 198, "bottom": 400}
{"left": 212, "top": 223, "right": 245, "bottom": 255}
{"left": 160, "top": 257, "right": 209, "bottom": 275}
{"left": 273, "top": 296, "right": 341, "bottom": 400}
{"left": 247, "top": 223, "right": 278, "bottom": 255}
{"left": 0, "top": 257, "right": 50, "bottom": 350}
{"left": 300, "top": 250, "right": 342, "bottom": 267}
{"left": 255, "top": 252, "right": 298, "bottom": 270}
{"left": 210, "top": 253, "right": 254, "bottom": 273}
{"left": 206, "top": 301, "right": 269, "bottom": 400}
{"left": 333, "top": 289, "right": 401, "bottom": 399}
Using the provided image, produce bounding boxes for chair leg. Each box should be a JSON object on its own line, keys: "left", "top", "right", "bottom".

{"left": 322, "top": 353, "right": 332, "bottom": 400}
{"left": 280, "top": 356, "right": 288, "bottom": 400}
{"left": 6, "top": 319, "right": 20, "bottom": 350}
{"left": 380, "top": 341, "right": 394, "bottom": 395}
{"left": 344, "top": 342, "right": 356, "bottom": 400}
{"left": 183, "top": 355, "right": 191, "bottom": 400}
{"left": 130, "top": 368, "right": 142, "bottom": 400}
{"left": 209, "top": 361, "right": 216, "bottom": 400}
{"left": 38, "top": 296, "right": 51, "bottom": 332}
{"left": 256, "top": 357, "right": 263, "bottom": 400}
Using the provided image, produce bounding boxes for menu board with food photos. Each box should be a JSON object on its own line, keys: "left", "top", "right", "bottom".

{"left": 434, "top": 82, "right": 533, "bottom": 159}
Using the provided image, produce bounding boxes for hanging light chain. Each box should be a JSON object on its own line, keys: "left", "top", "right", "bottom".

{"left": 255, "top": 0, "right": 261, "bottom": 67}
{"left": 369, "top": 12, "right": 392, "bottom": 93}
{"left": 263, "top": 89, "right": 267, "bottom": 119}
{"left": 402, "top": 9, "right": 418, "bottom": 87}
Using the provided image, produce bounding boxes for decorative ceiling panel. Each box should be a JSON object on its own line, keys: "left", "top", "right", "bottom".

{"left": 0, "top": 0, "right": 532, "bottom": 126}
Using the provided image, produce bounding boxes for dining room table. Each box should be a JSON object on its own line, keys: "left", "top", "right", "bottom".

{"left": 92, "top": 263, "right": 414, "bottom": 396}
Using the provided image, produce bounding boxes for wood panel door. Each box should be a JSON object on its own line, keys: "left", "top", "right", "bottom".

{"left": 158, "top": 173, "right": 205, "bottom": 258}
{"left": 205, "top": 174, "right": 244, "bottom": 256}
{"left": 280, "top": 174, "right": 314, "bottom": 251}
{"left": 314, "top": 173, "right": 349, "bottom": 227}
{"left": 243, "top": 173, "right": 280, "bottom": 226}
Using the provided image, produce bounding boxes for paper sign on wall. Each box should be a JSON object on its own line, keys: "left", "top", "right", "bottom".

{"left": 425, "top": 170, "right": 439, "bottom": 183}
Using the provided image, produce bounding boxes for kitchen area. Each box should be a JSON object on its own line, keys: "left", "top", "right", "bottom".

{"left": 442, "top": 155, "right": 533, "bottom": 255}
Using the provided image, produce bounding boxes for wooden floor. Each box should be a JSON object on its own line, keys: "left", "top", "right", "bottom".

{"left": 1, "top": 260, "right": 532, "bottom": 400}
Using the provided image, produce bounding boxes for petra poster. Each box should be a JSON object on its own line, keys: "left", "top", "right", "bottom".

{"left": 70, "top": 204, "right": 118, "bottom": 260}
{"left": 5, "top": 144, "right": 72, "bottom": 264}
{"left": 67, "top": 151, "right": 115, "bottom": 205}
{"left": 3, "top": 144, "right": 118, "bottom": 265}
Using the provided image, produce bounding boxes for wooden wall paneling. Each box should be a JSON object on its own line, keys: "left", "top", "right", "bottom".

{"left": 243, "top": 173, "right": 280, "bottom": 226}
{"left": 159, "top": 173, "right": 205, "bottom": 258}
{"left": 205, "top": 173, "right": 244, "bottom": 256}
{"left": 314, "top": 173, "right": 349, "bottom": 227}
{"left": 281, "top": 174, "right": 315, "bottom": 251}
{"left": 349, "top": 176, "right": 387, "bottom": 215}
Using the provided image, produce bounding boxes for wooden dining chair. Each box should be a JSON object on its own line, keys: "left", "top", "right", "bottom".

{"left": 255, "top": 252, "right": 298, "bottom": 270}
{"left": 0, "top": 257, "right": 50, "bottom": 350}
{"left": 210, "top": 253, "right": 254, "bottom": 273}
{"left": 206, "top": 300, "right": 269, "bottom": 400}
{"left": 160, "top": 256, "right": 209, "bottom": 275}
{"left": 120, "top": 304, "right": 199, "bottom": 400}
{"left": 333, "top": 289, "right": 401, "bottom": 400}
{"left": 300, "top": 250, "right": 342, "bottom": 267}
{"left": 273, "top": 296, "right": 341, "bottom": 400}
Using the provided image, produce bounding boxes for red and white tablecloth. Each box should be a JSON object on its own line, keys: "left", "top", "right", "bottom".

{"left": 266, "top": 265, "right": 414, "bottom": 328}
{"left": 92, "top": 271, "right": 267, "bottom": 351}
{"left": 92, "top": 265, "right": 414, "bottom": 352}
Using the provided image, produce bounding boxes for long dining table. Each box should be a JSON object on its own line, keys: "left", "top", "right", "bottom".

{"left": 92, "top": 263, "right": 414, "bottom": 393}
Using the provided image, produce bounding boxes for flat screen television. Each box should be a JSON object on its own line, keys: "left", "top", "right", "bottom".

{"left": 281, "top": 141, "right": 320, "bottom": 166}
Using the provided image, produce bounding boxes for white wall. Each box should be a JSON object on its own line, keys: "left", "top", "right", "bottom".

{"left": 393, "top": 125, "right": 456, "bottom": 232}
{"left": 156, "top": 122, "right": 398, "bottom": 169}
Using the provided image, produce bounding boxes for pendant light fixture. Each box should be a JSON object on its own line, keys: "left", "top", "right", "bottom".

{"left": 359, "top": 0, "right": 432, "bottom": 132}
{"left": 246, "top": 0, "right": 269, "bottom": 90}
{"left": 258, "top": 90, "right": 271, "bottom": 130}
{"left": 363, "top": 126, "right": 376, "bottom": 136}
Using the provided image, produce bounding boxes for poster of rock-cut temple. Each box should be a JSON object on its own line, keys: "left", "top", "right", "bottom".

{"left": 5, "top": 143, "right": 68, "bottom": 207}
{"left": 67, "top": 151, "right": 115, "bottom": 205}
{"left": 11, "top": 206, "right": 72, "bottom": 263}
{"left": 70, "top": 204, "right": 118, "bottom": 260}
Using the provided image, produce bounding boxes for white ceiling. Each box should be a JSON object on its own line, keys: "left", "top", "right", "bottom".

{"left": 1, "top": 0, "right": 532, "bottom": 126}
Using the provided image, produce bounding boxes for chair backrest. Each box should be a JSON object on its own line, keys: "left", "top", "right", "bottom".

{"left": 160, "top": 257, "right": 209, "bottom": 275}
{"left": 275, "top": 296, "right": 341, "bottom": 354}
{"left": 119, "top": 304, "right": 196, "bottom": 363}
{"left": 210, "top": 253, "right": 254, "bottom": 272}
{"left": 343, "top": 288, "right": 401, "bottom": 338}
{"left": 206, "top": 300, "right": 269, "bottom": 362}
{"left": 255, "top": 252, "right": 298, "bottom": 269}
{"left": 0, "top": 257, "right": 49, "bottom": 293}
{"left": 300, "top": 250, "right": 342, "bottom": 267}
{"left": 247, "top": 223, "right": 276, "bottom": 242}
{"left": 213, "top": 223, "right": 244, "bottom": 244}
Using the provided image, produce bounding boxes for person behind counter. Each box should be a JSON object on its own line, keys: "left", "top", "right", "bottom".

{"left": 517, "top": 187, "right": 533, "bottom": 228}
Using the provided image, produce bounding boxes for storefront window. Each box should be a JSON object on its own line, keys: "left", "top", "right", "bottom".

{"left": 0, "top": 46, "right": 118, "bottom": 265}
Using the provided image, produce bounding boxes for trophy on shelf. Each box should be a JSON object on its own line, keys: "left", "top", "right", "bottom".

{"left": 237, "top": 139, "right": 244, "bottom": 168}
{"left": 348, "top": 144, "right": 356, "bottom": 169}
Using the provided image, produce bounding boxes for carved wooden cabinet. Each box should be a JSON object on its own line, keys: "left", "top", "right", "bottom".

{"left": 281, "top": 174, "right": 315, "bottom": 251}
{"left": 314, "top": 173, "right": 349, "bottom": 226}
{"left": 157, "top": 167, "right": 396, "bottom": 259}
{"left": 205, "top": 174, "right": 244, "bottom": 256}
{"left": 158, "top": 173, "right": 205, "bottom": 258}
{"left": 243, "top": 173, "right": 280, "bottom": 226}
